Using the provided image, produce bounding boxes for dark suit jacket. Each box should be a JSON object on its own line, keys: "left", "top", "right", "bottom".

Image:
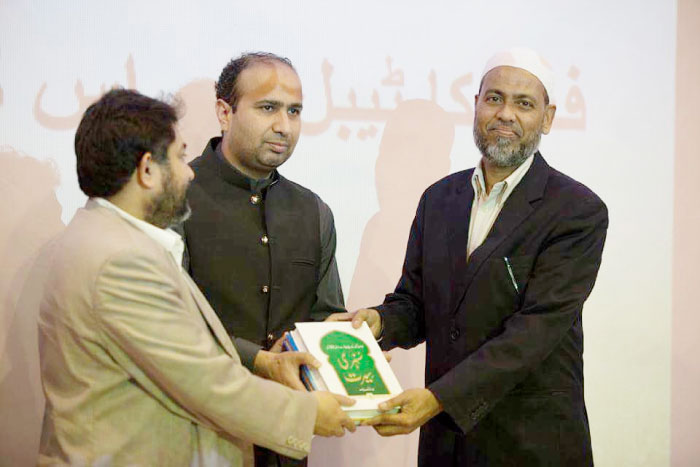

{"left": 378, "top": 153, "right": 608, "bottom": 466}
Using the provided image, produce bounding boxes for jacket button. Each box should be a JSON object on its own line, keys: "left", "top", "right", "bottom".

{"left": 261, "top": 235, "right": 269, "bottom": 245}
{"left": 250, "top": 194, "right": 261, "bottom": 205}
{"left": 450, "top": 327, "right": 460, "bottom": 341}
{"left": 261, "top": 285, "right": 269, "bottom": 293}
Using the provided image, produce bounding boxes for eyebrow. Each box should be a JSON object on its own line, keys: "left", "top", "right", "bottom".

{"left": 256, "top": 99, "right": 303, "bottom": 109}
{"left": 484, "top": 89, "right": 537, "bottom": 101}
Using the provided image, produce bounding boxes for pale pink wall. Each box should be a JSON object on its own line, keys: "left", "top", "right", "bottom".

{"left": 0, "top": 149, "right": 64, "bottom": 466}
{"left": 671, "top": 1, "right": 700, "bottom": 465}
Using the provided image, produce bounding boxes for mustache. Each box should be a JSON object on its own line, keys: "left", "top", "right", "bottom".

{"left": 486, "top": 122, "right": 523, "bottom": 137}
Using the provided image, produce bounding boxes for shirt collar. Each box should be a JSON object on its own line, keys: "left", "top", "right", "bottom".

{"left": 471, "top": 153, "right": 535, "bottom": 203}
{"left": 93, "top": 197, "right": 185, "bottom": 268}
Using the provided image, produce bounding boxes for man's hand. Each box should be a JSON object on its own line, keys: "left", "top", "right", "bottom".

{"left": 326, "top": 308, "right": 382, "bottom": 338}
{"left": 312, "top": 391, "right": 357, "bottom": 437}
{"left": 253, "top": 350, "right": 320, "bottom": 391}
{"left": 361, "top": 388, "right": 442, "bottom": 436}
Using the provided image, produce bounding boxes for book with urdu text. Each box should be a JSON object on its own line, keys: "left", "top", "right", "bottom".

{"left": 284, "top": 321, "right": 403, "bottom": 421}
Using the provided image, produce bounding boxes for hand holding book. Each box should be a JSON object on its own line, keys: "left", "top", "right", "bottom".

{"left": 326, "top": 308, "right": 382, "bottom": 338}
{"left": 283, "top": 321, "right": 403, "bottom": 422}
{"left": 253, "top": 349, "right": 321, "bottom": 391}
{"left": 312, "top": 391, "right": 356, "bottom": 437}
{"left": 360, "top": 388, "right": 443, "bottom": 436}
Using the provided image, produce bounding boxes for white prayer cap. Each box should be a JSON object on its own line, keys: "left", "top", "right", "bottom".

{"left": 481, "top": 47, "right": 555, "bottom": 102}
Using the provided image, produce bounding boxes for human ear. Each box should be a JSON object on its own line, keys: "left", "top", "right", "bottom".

{"left": 135, "top": 152, "right": 157, "bottom": 189}
{"left": 541, "top": 104, "right": 557, "bottom": 134}
{"left": 215, "top": 99, "right": 232, "bottom": 134}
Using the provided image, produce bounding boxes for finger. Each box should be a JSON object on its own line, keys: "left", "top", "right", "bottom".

{"left": 341, "top": 415, "right": 356, "bottom": 433}
{"left": 374, "top": 424, "right": 408, "bottom": 437}
{"left": 325, "top": 312, "right": 355, "bottom": 322}
{"left": 377, "top": 394, "right": 404, "bottom": 412}
{"left": 331, "top": 393, "right": 356, "bottom": 406}
{"left": 361, "top": 412, "right": 401, "bottom": 427}
{"left": 382, "top": 350, "right": 392, "bottom": 362}
{"left": 360, "top": 414, "right": 383, "bottom": 426}
{"left": 290, "top": 351, "right": 321, "bottom": 369}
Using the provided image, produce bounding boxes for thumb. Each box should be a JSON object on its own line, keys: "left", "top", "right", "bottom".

{"left": 351, "top": 309, "right": 369, "bottom": 329}
{"left": 293, "top": 351, "right": 321, "bottom": 369}
{"left": 331, "top": 393, "right": 356, "bottom": 407}
{"left": 378, "top": 394, "right": 404, "bottom": 411}
{"left": 269, "top": 334, "right": 286, "bottom": 353}
{"left": 325, "top": 311, "right": 354, "bottom": 322}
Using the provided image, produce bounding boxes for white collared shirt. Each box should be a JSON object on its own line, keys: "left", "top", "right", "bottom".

{"left": 93, "top": 198, "right": 185, "bottom": 269}
{"left": 467, "top": 155, "right": 534, "bottom": 259}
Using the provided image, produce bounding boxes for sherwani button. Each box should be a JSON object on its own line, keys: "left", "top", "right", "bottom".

{"left": 261, "top": 235, "right": 269, "bottom": 245}
{"left": 250, "top": 194, "right": 261, "bottom": 205}
{"left": 450, "top": 327, "right": 460, "bottom": 341}
{"left": 261, "top": 285, "right": 269, "bottom": 293}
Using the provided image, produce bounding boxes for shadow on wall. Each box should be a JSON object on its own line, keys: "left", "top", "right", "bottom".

{"left": 0, "top": 148, "right": 65, "bottom": 467}
{"left": 175, "top": 79, "right": 219, "bottom": 161}
{"left": 310, "top": 99, "right": 454, "bottom": 467}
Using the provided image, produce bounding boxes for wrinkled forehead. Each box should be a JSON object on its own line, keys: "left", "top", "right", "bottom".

{"left": 480, "top": 66, "right": 547, "bottom": 101}
{"left": 237, "top": 61, "right": 302, "bottom": 101}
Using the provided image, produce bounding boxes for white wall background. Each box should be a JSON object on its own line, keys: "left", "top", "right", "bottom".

{"left": 0, "top": 1, "right": 682, "bottom": 465}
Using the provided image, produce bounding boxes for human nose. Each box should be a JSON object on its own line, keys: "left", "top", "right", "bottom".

{"left": 495, "top": 102, "right": 516, "bottom": 122}
{"left": 272, "top": 111, "right": 291, "bottom": 135}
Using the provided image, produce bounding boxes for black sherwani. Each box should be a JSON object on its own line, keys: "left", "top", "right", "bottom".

{"left": 182, "top": 138, "right": 345, "bottom": 467}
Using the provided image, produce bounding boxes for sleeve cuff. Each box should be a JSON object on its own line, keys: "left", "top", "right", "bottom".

{"left": 233, "top": 337, "right": 263, "bottom": 372}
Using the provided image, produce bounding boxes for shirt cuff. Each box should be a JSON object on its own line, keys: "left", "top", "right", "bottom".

{"left": 233, "top": 337, "right": 263, "bottom": 372}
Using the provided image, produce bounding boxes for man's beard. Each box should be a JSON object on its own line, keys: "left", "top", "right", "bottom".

{"left": 146, "top": 164, "right": 191, "bottom": 229}
{"left": 473, "top": 124, "right": 541, "bottom": 168}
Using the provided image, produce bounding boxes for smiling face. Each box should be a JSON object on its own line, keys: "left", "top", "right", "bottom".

{"left": 217, "top": 61, "right": 303, "bottom": 179}
{"left": 473, "top": 66, "right": 556, "bottom": 168}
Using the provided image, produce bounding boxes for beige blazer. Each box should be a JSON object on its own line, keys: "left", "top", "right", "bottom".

{"left": 37, "top": 200, "right": 317, "bottom": 466}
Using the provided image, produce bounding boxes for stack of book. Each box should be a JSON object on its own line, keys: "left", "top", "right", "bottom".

{"left": 284, "top": 321, "right": 403, "bottom": 422}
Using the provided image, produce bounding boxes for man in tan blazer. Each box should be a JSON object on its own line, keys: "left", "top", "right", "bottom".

{"left": 37, "top": 89, "right": 355, "bottom": 466}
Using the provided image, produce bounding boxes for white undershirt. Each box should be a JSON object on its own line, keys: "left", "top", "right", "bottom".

{"left": 93, "top": 197, "right": 185, "bottom": 269}
{"left": 466, "top": 155, "right": 534, "bottom": 259}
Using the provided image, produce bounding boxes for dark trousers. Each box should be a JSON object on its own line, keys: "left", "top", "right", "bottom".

{"left": 254, "top": 445, "right": 307, "bottom": 467}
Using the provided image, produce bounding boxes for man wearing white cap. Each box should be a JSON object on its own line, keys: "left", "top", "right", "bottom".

{"left": 332, "top": 47, "right": 608, "bottom": 465}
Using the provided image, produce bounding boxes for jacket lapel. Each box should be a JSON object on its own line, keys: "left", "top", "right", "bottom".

{"left": 181, "top": 272, "right": 239, "bottom": 360}
{"left": 85, "top": 199, "right": 239, "bottom": 360}
{"left": 450, "top": 153, "right": 549, "bottom": 315}
{"left": 446, "top": 171, "right": 475, "bottom": 315}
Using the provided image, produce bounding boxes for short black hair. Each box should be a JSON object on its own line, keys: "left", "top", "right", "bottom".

{"left": 75, "top": 89, "right": 178, "bottom": 197}
{"left": 215, "top": 52, "right": 295, "bottom": 109}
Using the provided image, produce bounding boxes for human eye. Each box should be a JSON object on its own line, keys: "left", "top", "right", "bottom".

{"left": 288, "top": 107, "right": 302, "bottom": 117}
{"left": 485, "top": 94, "right": 502, "bottom": 103}
{"left": 518, "top": 99, "right": 534, "bottom": 109}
